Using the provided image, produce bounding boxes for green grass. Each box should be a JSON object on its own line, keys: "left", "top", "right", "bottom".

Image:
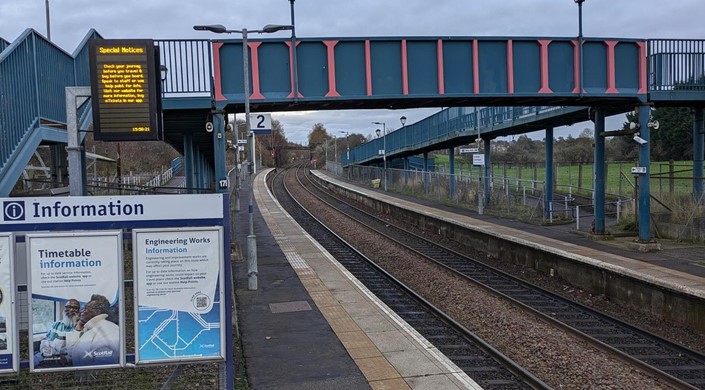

{"left": 432, "top": 155, "right": 702, "bottom": 198}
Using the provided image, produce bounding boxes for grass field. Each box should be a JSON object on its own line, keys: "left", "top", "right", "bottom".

{"left": 431, "top": 155, "right": 703, "bottom": 199}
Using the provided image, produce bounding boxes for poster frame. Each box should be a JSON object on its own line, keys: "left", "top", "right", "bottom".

{"left": 26, "top": 231, "right": 125, "bottom": 372}
{"left": 0, "top": 233, "right": 17, "bottom": 374}
{"left": 132, "top": 226, "right": 225, "bottom": 365}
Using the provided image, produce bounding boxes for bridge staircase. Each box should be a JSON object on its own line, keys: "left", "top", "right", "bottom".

{"left": 0, "top": 29, "right": 100, "bottom": 196}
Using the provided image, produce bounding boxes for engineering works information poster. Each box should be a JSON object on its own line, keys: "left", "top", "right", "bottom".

{"left": 26, "top": 231, "right": 124, "bottom": 372}
{"left": 133, "top": 227, "right": 224, "bottom": 364}
{"left": 0, "top": 233, "right": 17, "bottom": 373}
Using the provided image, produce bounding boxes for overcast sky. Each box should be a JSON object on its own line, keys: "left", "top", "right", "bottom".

{"left": 2, "top": 0, "right": 704, "bottom": 144}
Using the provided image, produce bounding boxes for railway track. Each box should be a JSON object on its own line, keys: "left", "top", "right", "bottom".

{"left": 272, "top": 163, "right": 705, "bottom": 389}
{"left": 270, "top": 165, "right": 547, "bottom": 389}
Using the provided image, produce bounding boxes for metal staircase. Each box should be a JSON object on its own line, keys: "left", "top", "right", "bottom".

{"left": 0, "top": 28, "right": 100, "bottom": 196}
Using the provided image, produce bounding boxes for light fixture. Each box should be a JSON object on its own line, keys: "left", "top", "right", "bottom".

{"left": 400, "top": 116, "right": 407, "bottom": 126}
{"left": 633, "top": 134, "right": 648, "bottom": 145}
{"left": 160, "top": 65, "right": 168, "bottom": 81}
{"left": 375, "top": 129, "right": 381, "bottom": 138}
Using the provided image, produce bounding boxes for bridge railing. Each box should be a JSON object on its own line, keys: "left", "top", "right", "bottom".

{"left": 0, "top": 37, "right": 9, "bottom": 53}
{"left": 346, "top": 105, "right": 570, "bottom": 166}
{"left": 649, "top": 39, "right": 705, "bottom": 91}
{"left": 156, "top": 39, "right": 212, "bottom": 98}
{"left": 0, "top": 30, "right": 75, "bottom": 166}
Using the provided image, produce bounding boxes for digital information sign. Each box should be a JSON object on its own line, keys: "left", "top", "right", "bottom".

{"left": 89, "top": 39, "right": 163, "bottom": 142}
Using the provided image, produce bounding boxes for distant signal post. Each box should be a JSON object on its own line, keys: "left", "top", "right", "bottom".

{"left": 89, "top": 39, "right": 162, "bottom": 141}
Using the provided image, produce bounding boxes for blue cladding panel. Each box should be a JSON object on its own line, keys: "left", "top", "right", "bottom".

{"left": 408, "top": 41, "right": 437, "bottom": 95}
{"left": 513, "top": 41, "right": 540, "bottom": 93}
{"left": 583, "top": 42, "right": 607, "bottom": 93}
{"left": 548, "top": 41, "right": 575, "bottom": 93}
{"left": 259, "top": 42, "right": 291, "bottom": 99}
{"left": 297, "top": 41, "right": 327, "bottom": 98}
{"left": 615, "top": 43, "right": 639, "bottom": 92}
{"left": 371, "top": 41, "right": 402, "bottom": 96}
{"left": 336, "top": 42, "right": 366, "bottom": 97}
{"left": 478, "top": 41, "right": 507, "bottom": 93}
{"left": 219, "top": 44, "right": 245, "bottom": 99}
{"left": 442, "top": 41, "right": 473, "bottom": 94}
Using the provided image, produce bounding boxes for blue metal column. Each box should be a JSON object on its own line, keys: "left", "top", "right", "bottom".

{"left": 403, "top": 157, "right": 409, "bottom": 185}
{"left": 449, "top": 147, "right": 455, "bottom": 197}
{"left": 484, "top": 138, "right": 491, "bottom": 206}
{"left": 544, "top": 127, "right": 554, "bottom": 220}
{"left": 213, "top": 112, "right": 228, "bottom": 193}
{"left": 694, "top": 107, "right": 704, "bottom": 199}
{"left": 423, "top": 152, "right": 429, "bottom": 194}
{"left": 638, "top": 105, "right": 652, "bottom": 242}
{"left": 594, "top": 109, "right": 606, "bottom": 234}
{"left": 183, "top": 134, "right": 194, "bottom": 194}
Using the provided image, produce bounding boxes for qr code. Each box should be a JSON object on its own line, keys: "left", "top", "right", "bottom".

{"left": 196, "top": 296, "right": 209, "bottom": 309}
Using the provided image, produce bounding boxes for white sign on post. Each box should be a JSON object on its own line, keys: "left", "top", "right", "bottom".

{"left": 250, "top": 113, "right": 272, "bottom": 135}
{"left": 473, "top": 154, "right": 485, "bottom": 166}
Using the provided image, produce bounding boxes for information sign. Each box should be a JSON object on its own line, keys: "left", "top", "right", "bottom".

{"left": 133, "top": 227, "right": 225, "bottom": 364}
{"left": 0, "top": 233, "right": 17, "bottom": 374}
{"left": 460, "top": 147, "right": 479, "bottom": 154}
{"left": 250, "top": 113, "right": 272, "bottom": 135}
{"left": 89, "top": 39, "right": 163, "bottom": 141}
{"left": 473, "top": 154, "right": 485, "bottom": 166}
{"left": 27, "top": 231, "right": 124, "bottom": 372}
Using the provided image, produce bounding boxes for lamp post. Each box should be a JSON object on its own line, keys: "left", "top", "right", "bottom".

{"left": 373, "top": 121, "right": 387, "bottom": 191}
{"left": 574, "top": 0, "right": 585, "bottom": 97}
{"left": 340, "top": 131, "right": 349, "bottom": 161}
{"left": 333, "top": 135, "right": 337, "bottom": 163}
{"left": 194, "top": 23, "right": 293, "bottom": 292}
{"left": 45, "top": 0, "right": 51, "bottom": 41}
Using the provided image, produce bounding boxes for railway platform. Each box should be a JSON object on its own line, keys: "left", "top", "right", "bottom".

{"left": 231, "top": 169, "right": 479, "bottom": 390}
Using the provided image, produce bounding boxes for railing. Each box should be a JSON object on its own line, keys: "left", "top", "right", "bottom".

{"left": 348, "top": 105, "right": 576, "bottom": 165}
{"left": 649, "top": 39, "right": 705, "bottom": 91}
{"left": 155, "top": 39, "right": 212, "bottom": 98}
{"left": 0, "top": 37, "right": 9, "bottom": 52}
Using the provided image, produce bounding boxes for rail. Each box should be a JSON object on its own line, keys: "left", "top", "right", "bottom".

{"left": 649, "top": 39, "right": 705, "bottom": 92}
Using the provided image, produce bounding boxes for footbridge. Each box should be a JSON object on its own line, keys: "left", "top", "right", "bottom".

{"left": 1, "top": 29, "right": 703, "bottom": 242}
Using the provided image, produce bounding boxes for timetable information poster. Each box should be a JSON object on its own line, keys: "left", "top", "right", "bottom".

{"left": 133, "top": 227, "right": 224, "bottom": 364}
{"left": 26, "top": 231, "right": 124, "bottom": 372}
{"left": 0, "top": 233, "right": 16, "bottom": 373}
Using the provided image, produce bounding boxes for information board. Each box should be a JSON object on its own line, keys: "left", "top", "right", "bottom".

{"left": 133, "top": 227, "right": 225, "bottom": 364}
{"left": 26, "top": 231, "right": 125, "bottom": 372}
{"left": 89, "top": 39, "right": 162, "bottom": 141}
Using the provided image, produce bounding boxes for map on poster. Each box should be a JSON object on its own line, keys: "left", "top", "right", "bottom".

{"left": 133, "top": 227, "right": 224, "bottom": 363}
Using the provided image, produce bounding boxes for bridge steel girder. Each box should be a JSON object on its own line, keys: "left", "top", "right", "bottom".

{"left": 211, "top": 37, "right": 647, "bottom": 112}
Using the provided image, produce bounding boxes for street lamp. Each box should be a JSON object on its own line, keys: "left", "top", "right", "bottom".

{"left": 574, "top": 0, "right": 585, "bottom": 97}
{"left": 400, "top": 116, "right": 407, "bottom": 127}
{"left": 373, "top": 121, "right": 387, "bottom": 191}
{"left": 340, "top": 131, "right": 349, "bottom": 161}
{"left": 194, "top": 23, "right": 293, "bottom": 292}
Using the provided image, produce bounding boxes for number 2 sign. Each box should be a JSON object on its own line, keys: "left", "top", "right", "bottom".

{"left": 250, "top": 113, "right": 272, "bottom": 135}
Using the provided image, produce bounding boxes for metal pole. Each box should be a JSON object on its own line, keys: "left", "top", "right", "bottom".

{"left": 637, "top": 105, "right": 652, "bottom": 242}
{"left": 65, "top": 87, "right": 90, "bottom": 196}
{"left": 289, "top": 0, "right": 299, "bottom": 101}
{"left": 243, "top": 29, "right": 258, "bottom": 291}
{"left": 577, "top": 0, "right": 584, "bottom": 97}
{"left": 45, "top": 0, "right": 51, "bottom": 41}
{"left": 383, "top": 124, "right": 387, "bottom": 191}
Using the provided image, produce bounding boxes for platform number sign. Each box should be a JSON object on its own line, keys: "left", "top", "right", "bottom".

{"left": 250, "top": 113, "right": 272, "bottom": 135}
